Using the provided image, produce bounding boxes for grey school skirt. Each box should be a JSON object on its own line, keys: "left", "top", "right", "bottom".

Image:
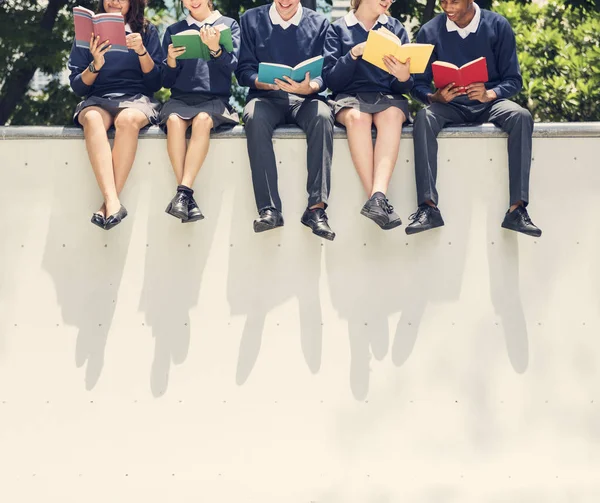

{"left": 159, "top": 94, "right": 239, "bottom": 132}
{"left": 73, "top": 93, "right": 161, "bottom": 127}
{"left": 330, "top": 92, "right": 411, "bottom": 123}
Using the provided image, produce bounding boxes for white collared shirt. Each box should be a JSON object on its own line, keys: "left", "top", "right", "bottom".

{"left": 186, "top": 10, "right": 222, "bottom": 28}
{"left": 446, "top": 3, "right": 480, "bottom": 39}
{"left": 344, "top": 10, "right": 388, "bottom": 31}
{"left": 124, "top": 23, "right": 132, "bottom": 33}
{"left": 269, "top": 2, "right": 303, "bottom": 30}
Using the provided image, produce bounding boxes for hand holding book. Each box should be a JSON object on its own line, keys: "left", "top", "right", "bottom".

{"left": 274, "top": 73, "right": 320, "bottom": 95}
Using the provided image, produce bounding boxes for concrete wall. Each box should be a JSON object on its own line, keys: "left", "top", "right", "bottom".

{"left": 1, "top": 124, "right": 600, "bottom": 502}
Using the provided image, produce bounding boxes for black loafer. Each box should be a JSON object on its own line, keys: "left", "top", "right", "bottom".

{"left": 182, "top": 195, "right": 204, "bottom": 223}
{"left": 501, "top": 206, "right": 542, "bottom": 237}
{"left": 405, "top": 204, "right": 444, "bottom": 235}
{"left": 360, "top": 192, "right": 402, "bottom": 230}
{"left": 253, "top": 208, "right": 284, "bottom": 233}
{"left": 166, "top": 191, "right": 189, "bottom": 220}
{"left": 104, "top": 205, "right": 128, "bottom": 231}
{"left": 301, "top": 207, "right": 335, "bottom": 241}
{"left": 91, "top": 213, "right": 105, "bottom": 229}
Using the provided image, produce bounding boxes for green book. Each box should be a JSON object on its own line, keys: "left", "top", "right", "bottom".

{"left": 171, "top": 24, "right": 233, "bottom": 60}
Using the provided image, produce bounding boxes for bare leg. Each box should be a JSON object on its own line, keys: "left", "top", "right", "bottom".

{"left": 78, "top": 106, "right": 115, "bottom": 218}
{"left": 110, "top": 108, "right": 149, "bottom": 215}
{"left": 371, "top": 107, "right": 405, "bottom": 196}
{"left": 166, "top": 114, "right": 192, "bottom": 185}
{"left": 181, "top": 112, "right": 213, "bottom": 188}
{"left": 336, "top": 108, "right": 374, "bottom": 196}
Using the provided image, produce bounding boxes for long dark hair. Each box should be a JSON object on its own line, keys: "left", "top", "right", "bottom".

{"left": 99, "top": 0, "right": 149, "bottom": 34}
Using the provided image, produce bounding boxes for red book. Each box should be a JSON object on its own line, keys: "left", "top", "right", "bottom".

{"left": 73, "top": 6, "right": 128, "bottom": 53}
{"left": 432, "top": 57, "right": 489, "bottom": 90}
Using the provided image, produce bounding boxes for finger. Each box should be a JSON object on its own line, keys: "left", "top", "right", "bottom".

{"left": 444, "top": 83, "right": 456, "bottom": 92}
{"left": 270, "top": 84, "right": 280, "bottom": 91}
{"left": 274, "top": 78, "right": 285, "bottom": 86}
{"left": 304, "top": 72, "right": 310, "bottom": 83}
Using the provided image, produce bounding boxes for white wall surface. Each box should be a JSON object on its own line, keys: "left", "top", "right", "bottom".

{"left": 0, "top": 125, "right": 599, "bottom": 502}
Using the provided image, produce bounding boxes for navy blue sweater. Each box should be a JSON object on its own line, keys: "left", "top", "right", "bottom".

{"left": 323, "top": 15, "right": 414, "bottom": 96}
{"left": 235, "top": 5, "right": 330, "bottom": 98}
{"left": 68, "top": 23, "right": 163, "bottom": 98}
{"left": 412, "top": 9, "right": 522, "bottom": 104}
{"left": 161, "top": 15, "right": 240, "bottom": 99}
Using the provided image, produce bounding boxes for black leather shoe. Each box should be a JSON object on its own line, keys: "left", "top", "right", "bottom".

{"left": 104, "top": 205, "right": 128, "bottom": 231}
{"left": 253, "top": 208, "right": 284, "bottom": 233}
{"left": 405, "top": 204, "right": 444, "bottom": 235}
{"left": 182, "top": 195, "right": 204, "bottom": 223}
{"left": 501, "top": 206, "right": 542, "bottom": 237}
{"left": 301, "top": 207, "right": 336, "bottom": 241}
{"left": 360, "top": 192, "right": 402, "bottom": 230}
{"left": 165, "top": 191, "right": 189, "bottom": 220}
{"left": 91, "top": 212, "right": 105, "bottom": 229}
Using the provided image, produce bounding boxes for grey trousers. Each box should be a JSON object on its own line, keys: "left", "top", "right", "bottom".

{"left": 243, "top": 92, "right": 334, "bottom": 212}
{"left": 413, "top": 98, "right": 534, "bottom": 207}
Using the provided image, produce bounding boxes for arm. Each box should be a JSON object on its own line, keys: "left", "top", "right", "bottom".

{"left": 161, "top": 27, "right": 183, "bottom": 89}
{"left": 138, "top": 24, "right": 163, "bottom": 93}
{"left": 208, "top": 20, "right": 240, "bottom": 73}
{"left": 389, "top": 26, "right": 414, "bottom": 94}
{"left": 68, "top": 36, "right": 110, "bottom": 97}
{"left": 322, "top": 24, "right": 359, "bottom": 94}
{"left": 234, "top": 13, "right": 260, "bottom": 89}
{"left": 489, "top": 18, "right": 522, "bottom": 99}
{"left": 410, "top": 27, "right": 436, "bottom": 104}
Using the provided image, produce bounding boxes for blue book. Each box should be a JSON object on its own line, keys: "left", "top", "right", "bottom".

{"left": 257, "top": 56, "right": 324, "bottom": 85}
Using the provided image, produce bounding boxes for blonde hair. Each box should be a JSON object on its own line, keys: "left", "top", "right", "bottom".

{"left": 350, "top": 0, "right": 390, "bottom": 16}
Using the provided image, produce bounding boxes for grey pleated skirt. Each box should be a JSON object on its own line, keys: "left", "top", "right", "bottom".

{"left": 73, "top": 93, "right": 161, "bottom": 127}
{"left": 159, "top": 94, "right": 239, "bottom": 132}
{"left": 329, "top": 92, "right": 411, "bottom": 123}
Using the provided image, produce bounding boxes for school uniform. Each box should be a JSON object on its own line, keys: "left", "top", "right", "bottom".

{"left": 159, "top": 11, "right": 240, "bottom": 130}
{"left": 235, "top": 3, "right": 334, "bottom": 215}
{"left": 68, "top": 22, "right": 163, "bottom": 126}
{"left": 323, "top": 11, "right": 413, "bottom": 120}
{"left": 411, "top": 4, "right": 533, "bottom": 209}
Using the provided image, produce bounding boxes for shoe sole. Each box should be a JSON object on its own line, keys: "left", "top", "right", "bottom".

{"left": 181, "top": 215, "right": 205, "bottom": 223}
{"left": 301, "top": 220, "right": 335, "bottom": 241}
{"left": 405, "top": 221, "right": 444, "bottom": 235}
{"left": 501, "top": 222, "right": 542, "bottom": 237}
{"left": 253, "top": 221, "right": 283, "bottom": 233}
{"left": 165, "top": 203, "right": 187, "bottom": 220}
{"left": 360, "top": 207, "right": 399, "bottom": 229}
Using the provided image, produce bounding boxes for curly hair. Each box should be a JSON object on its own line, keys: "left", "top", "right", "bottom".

{"left": 99, "top": 0, "right": 149, "bottom": 34}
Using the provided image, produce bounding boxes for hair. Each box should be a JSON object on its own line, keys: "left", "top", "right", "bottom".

{"left": 99, "top": 0, "right": 149, "bottom": 34}
{"left": 350, "top": 0, "right": 391, "bottom": 15}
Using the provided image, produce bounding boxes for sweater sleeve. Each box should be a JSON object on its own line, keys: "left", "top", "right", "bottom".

{"left": 234, "top": 13, "right": 259, "bottom": 89}
{"left": 142, "top": 24, "right": 164, "bottom": 93}
{"left": 390, "top": 24, "right": 414, "bottom": 95}
{"left": 68, "top": 43, "right": 92, "bottom": 98}
{"left": 410, "top": 27, "right": 435, "bottom": 104}
{"left": 209, "top": 20, "right": 240, "bottom": 74}
{"left": 160, "top": 27, "right": 182, "bottom": 90}
{"left": 322, "top": 24, "right": 359, "bottom": 94}
{"left": 310, "top": 18, "right": 330, "bottom": 91}
{"left": 489, "top": 18, "right": 522, "bottom": 99}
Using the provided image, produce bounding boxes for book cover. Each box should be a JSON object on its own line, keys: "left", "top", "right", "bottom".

{"left": 432, "top": 57, "right": 489, "bottom": 89}
{"left": 362, "top": 28, "right": 434, "bottom": 74}
{"left": 171, "top": 24, "right": 233, "bottom": 60}
{"left": 73, "top": 6, "right": 127, "bottom": 53}
{"left": 257, "top": 56, "right": 324, "bottom": 85}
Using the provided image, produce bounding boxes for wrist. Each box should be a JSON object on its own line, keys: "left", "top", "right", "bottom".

{"left": 350, "top": 48, "right": 358, "bottom": 60}
{"left": 485, "top": 89, "right": 497, "bottom": 102}
{"left": 137, "top": 49, "right": 148, "bottom": 57}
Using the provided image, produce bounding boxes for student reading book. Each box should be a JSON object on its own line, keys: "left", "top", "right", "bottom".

{"left": 323, "top": 1, "right": 413, "bottom": 231}
{"left": 362, "top": 27, "right": 434, "bottom": 74}
{"left": 257, "top": 56, "right": 324, "bottom": 84}
{"left": 406, "top": 0, "right": 541, "bottom": 238}
{"left": 170, "top": 24, "right": 234, "bottom": 60}
{"left": 431, "top": 56, "right": 488, "bottom": 89}
{"left": 73, "top": 6, "right": 127, "bottom": 53}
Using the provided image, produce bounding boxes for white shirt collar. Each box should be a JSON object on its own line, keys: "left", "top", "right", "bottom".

{"left": 344, "top": 10, "right": 388, "bottom": 31}
{"left": 269, "top": 3, "right": 303, "bottom": 29}
{"left": 186, "top": 10, "right": 222, "bottom": 28}
{"left": 446, "top": 3, "right": 480, "bottom": 39}
{"left": 124, "top": 23, "right": 132, "bottom": 33}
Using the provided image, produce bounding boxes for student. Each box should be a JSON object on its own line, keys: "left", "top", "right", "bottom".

{"left": 323, "top": 0, "right": 412, "bottom": 230}
{"left": 68, "top": 0, "right": 163, "bottom": 230}
{"left": 160, "top": 0, "right": 240, "bottom": 222}
{"left": 235, "top": 0, "right": 336, "bottom": 241}
{"left": 406, "top": 0, "right": 541, "bottom": 237}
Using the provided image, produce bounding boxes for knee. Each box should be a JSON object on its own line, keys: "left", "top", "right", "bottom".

{"left": 192, "top": 112, "right": 213, "bottom": 131}
{"left": 414, "top": 107, "right": 437, "bottom": 131}
{"left": 80, "top": 109, "right": 105, "bottom": 129}
{"left": 114, "top": 111, "right": 142, "bottom": 131}
{"left": 513, "top": 107, "right": 533, "bottom": 126}
{"left": 167, "top": 114, "right": 186, "bottom": 131}
{"left": 243, "top": 110, "right": 271, "bottom": 135}
{"left": 344, "top": 109, "right": 371, "bottom": 129}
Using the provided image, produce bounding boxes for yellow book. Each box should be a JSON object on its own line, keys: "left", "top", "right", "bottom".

{"left": 362, "top": 27, "right": 434, "bottom": 74}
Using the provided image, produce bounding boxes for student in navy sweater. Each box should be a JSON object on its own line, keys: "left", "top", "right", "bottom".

{"left": 235, "top": 0, "right": 336, "bottom": 241}
{"left": 160, "top": 0, "right": 240, "bottom": 222}
{"left": 406, "top": 0, "right": 541, "bottom": 237}
{"left": 68, "top": 0, "right": 163, "bottom": 230}
{"left": 323, "top": 0, "right": 413, "bottom": 230}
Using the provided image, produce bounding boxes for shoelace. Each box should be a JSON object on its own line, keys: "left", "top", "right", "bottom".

{"left": 518, "top": 207, "right": 532, "bottom": 225}
{"left": 408, "top": 206, "right": 428, "bottom": 223}
{"left": 312, "top": 208, "right": 328, "bottom": 221}
{"left": 376, "top": 197, "right": 394, "bottom": 214}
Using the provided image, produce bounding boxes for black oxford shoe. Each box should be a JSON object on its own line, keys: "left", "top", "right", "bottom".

{"left": 104, "top": 205, "right": 128, "bottom": 231}
{"left": 405, "top": 204, "right": 444, "bottom": 235}
{"left": 91, "top": 212, "right": 105, "bottom": 229}
{"left": 360, "top": 192, "right": 402, "bottom": 230}
{"left": 301, "top": 207, "right": 336, "bottom": 241}
{"left": 165, "top": 191, "right": 189, "bottom": 220}
{"left": 501, "top": 206, "right": 542, "bottom": 237}
{"left": 182, "top": 195, "right": 204, "bottom": 223}
{"left": 253, "top": 208, "right": 284, "bottom": 233}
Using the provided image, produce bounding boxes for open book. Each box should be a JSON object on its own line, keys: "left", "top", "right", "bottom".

{"left": 432, "top": 57, "right": 489, "bottom": 89}
{"left": 73, "top": 6, "right": 127, "bottom": 53}
{"left": 362, "top": 27, "right": 434, "bottom": 74}
{"left": 258, "top": 56, "right": 324, "bottom": 85}
{"left": 171, "top": 24, "right": 234, "bottom": 60}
